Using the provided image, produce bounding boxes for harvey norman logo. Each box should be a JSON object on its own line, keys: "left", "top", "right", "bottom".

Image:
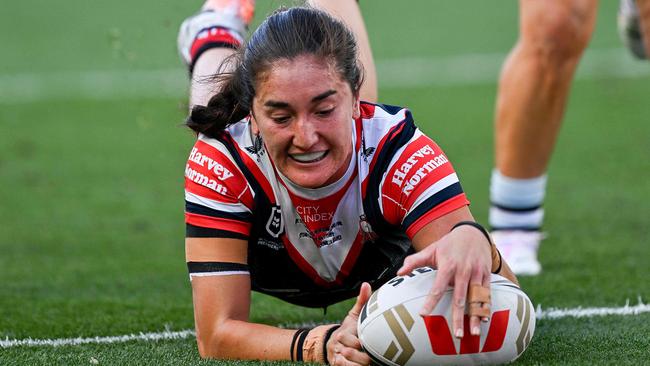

{"left": 185, "top": 164, "right": 228, "bottom": 195}
{"left": 188, "top": 147, "right": 234, "bottom": 181}
{"left": 391, "top": 145, "right": 448, "bottom": 195}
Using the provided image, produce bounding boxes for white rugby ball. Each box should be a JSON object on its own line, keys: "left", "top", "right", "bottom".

{"left": 358, "top": 267, "right": 535, "bottom": 366}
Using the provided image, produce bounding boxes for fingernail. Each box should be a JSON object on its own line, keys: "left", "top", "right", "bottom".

{"left": 455, "top": 329, "right": 463, "bottom": 338}
{"left": 472, "top": 326, "right": 480, "bottom": 336}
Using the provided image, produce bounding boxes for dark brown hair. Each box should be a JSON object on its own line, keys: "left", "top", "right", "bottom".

{"left": 186, "top": 6, "right": 363, "bottom": 138}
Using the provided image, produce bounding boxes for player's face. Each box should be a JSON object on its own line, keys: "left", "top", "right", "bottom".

{"left": 251, "top": 54, "right": 360, "bottom": 189}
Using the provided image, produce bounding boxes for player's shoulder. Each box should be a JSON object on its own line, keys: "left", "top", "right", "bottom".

{"left": 358, "top": 101, "right": 417, "bottom": 148}
{"left": 360, "top": 101, "right": 413, "bottom": 123}
{"left": 189, "top": 133, "right": 239, "bottom": 175}
{"left": 188, "top": 120, "right": 255, "bottom": 168}
{"left": 184, "top": 132, "right": 250, "bottom": 202}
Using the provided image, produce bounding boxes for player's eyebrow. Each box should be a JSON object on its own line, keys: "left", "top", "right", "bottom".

{"left": 263, "top": 100, "right": 289, "bottom": 108}
{"left": 311, "top": 90, "right": 336, "bottom": 102}
{"left": 263, "top": 90, "right": 337, "bottom": 108}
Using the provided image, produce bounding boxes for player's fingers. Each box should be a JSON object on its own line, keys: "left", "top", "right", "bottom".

{"left": 481, "top": 272, "right": 492, "bottom": 322}
{"left": 331, "top": 353, "right": 350, "bottom": 366}
{"left": 469, "top": 313, "right": 481, "bottom": 336}
{"left": 336, "top": 331, "right": 362, "bottom": 350}
{"left": 468, "top": 269, "right": 486, "bottom": 335}
{"left": 451, "top": 268, "right": 471, "bottom": 338}
{"left": 398, "top": 248, "right": 435, "bottom": 276}
{"left": 333, "top": 345, "right": 371, "bottom": 366}
{"left": 349, "top": 282, "right": 372, "bottom": 317}
{"left": 419, "top": 265, "right": 451, "bottom": 316}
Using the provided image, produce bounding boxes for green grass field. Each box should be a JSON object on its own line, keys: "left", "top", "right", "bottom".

{"left": 1, "top": 1, "right": 649, "bottom": 364}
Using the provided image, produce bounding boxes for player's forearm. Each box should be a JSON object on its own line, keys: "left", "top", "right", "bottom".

{"left": 196, "top": 319, "right": 296, "bottom": 360}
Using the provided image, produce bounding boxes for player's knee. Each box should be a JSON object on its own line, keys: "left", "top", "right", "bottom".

{"left": 521, "top": 2, "right": 596, "bottom": 65}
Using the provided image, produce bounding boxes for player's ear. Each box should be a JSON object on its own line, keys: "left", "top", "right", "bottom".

{"left": 249, "top": 111, "right": 260, "bottom": 135}
{"left": 352, "top": 93, "right": 361, "bottom": 120}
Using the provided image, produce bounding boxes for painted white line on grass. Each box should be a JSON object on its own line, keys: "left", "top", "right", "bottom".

{"left": 2, "top": 300, "right": 649, "bottom": 348}
{"left": 537, "top": 298, "right": 650, "bottom": 320}
{"left": 0, "top": 48, "right": 648, "bottom": 104}
{"left": 0, "top": 329, "right": 196, "bottom": 348}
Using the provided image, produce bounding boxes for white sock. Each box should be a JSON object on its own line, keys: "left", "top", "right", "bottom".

{"left": 489, "top": 169, "right": 546, "bottom": 231}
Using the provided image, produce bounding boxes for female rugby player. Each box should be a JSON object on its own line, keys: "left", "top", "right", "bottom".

{"left": 178, "top": 1, "right": 518, "bottom": 364}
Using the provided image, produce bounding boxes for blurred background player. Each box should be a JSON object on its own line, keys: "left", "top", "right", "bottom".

{"left": 619, "top": 0, "right": 649, "bottom": 59}
{"left": 488, "top": 0, "right": 649, "bottom": 276}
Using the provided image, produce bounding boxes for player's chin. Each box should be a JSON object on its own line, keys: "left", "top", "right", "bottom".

{"left": 283, "top": 160, "right": 338, "bottom": 188}
{"left": 288, "top": 175, "right": 328, "bottom": 189}
{"left": 282, "top": 167, "right": 331, "bottom": 188}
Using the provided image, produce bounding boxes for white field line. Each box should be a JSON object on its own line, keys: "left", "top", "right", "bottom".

{"left": 536, "top": 298, "right": 650, "bottom": 320}
{"left": 0, "top": 48, "right": 648, "bottom": 104}
{"left": 0, "top": 329, "right": 196, "bottom": 348}
{"left": 1, "top": 300, "right": 649, "bottom": 348}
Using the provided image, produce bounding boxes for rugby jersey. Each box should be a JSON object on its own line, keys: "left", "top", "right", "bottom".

{"left": 184, "top": 102, "right": 469, "bottom": 307}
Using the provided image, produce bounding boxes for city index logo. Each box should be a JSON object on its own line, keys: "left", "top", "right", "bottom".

{"left": 423, "top": 310, "right": 510, "bottom": 355}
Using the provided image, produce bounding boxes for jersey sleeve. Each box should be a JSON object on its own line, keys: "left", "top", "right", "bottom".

{"left": 184, "top": 137, "right": 254, "bottom": 239}
{"left": 380, "top": 132, "right": 469, "bottom": 238}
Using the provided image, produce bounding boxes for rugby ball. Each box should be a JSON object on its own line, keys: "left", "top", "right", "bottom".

{"left": 358, "top": 267, "right": 535, "bottom": 366}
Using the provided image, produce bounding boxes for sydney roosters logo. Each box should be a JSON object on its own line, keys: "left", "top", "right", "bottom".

{"left": 245, "top": 133, "right": 264, "bottom": 156}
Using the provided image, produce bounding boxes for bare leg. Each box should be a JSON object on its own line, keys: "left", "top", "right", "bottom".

{"left": 190, "top": 48, "right": 237, "bottom": 108}
{"left": 637, "top": 0, "right": 650, "bottom": 54}
{"left": 495, "top": 0, "right": 598, "bottom": 177}
{"left": 307, "top": 0, "right": 378, "bottom": 102}
{"left": 183, "top": 0, "right": 253, "bottom": 108}
{"left": 489, "top": 0, "right": 598, "bottom": 275}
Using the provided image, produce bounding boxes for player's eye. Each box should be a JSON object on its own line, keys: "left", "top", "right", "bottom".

{"left": 271, "top": 115, "right": 290, "bottom": 124}
{"left": 316, "top": 108, "right": 334, "bottom": 117}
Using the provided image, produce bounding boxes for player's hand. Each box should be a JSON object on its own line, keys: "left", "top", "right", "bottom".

{"left": 397, "top": 225, "right": 492, "bottom": 339}
{"left": 327, "top": 282, "right": 372, "bottom": 366}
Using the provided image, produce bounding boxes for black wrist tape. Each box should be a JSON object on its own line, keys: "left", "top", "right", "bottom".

{"left": 290, "top": 328, "right": 308, "bottom": 362}
{"left": 322, "top": 325, "right": 341, "bottom": 364}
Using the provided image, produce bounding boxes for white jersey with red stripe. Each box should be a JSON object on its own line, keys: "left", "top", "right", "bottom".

{"left": 184, "top": 102, "right": 469, "bottom": 307}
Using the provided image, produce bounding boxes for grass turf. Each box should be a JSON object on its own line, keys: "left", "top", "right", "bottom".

{"left": 1, "top": 0, "right": 649, "bottom": 364}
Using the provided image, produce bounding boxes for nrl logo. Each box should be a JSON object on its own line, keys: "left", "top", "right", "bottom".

{"left": 266, "top": 205, "right": 284, "bottom": 238}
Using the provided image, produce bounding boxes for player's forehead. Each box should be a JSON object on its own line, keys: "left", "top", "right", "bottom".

{"left": 254, "top": 55, "right": 350, "bottom": 107}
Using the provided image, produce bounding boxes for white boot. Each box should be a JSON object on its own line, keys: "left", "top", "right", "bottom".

{"left": 177, "top": 0, "right": 256, "bottom": 68}
{"left": 618, "top": 0, "right": 646, "bottom": 59}
{"left": 491, "top": 230, "right": 545, "bottom": 276}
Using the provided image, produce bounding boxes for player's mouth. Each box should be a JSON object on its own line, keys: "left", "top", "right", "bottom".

{"left": 289, "top": 150, "right": 328, "bottom": 163}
